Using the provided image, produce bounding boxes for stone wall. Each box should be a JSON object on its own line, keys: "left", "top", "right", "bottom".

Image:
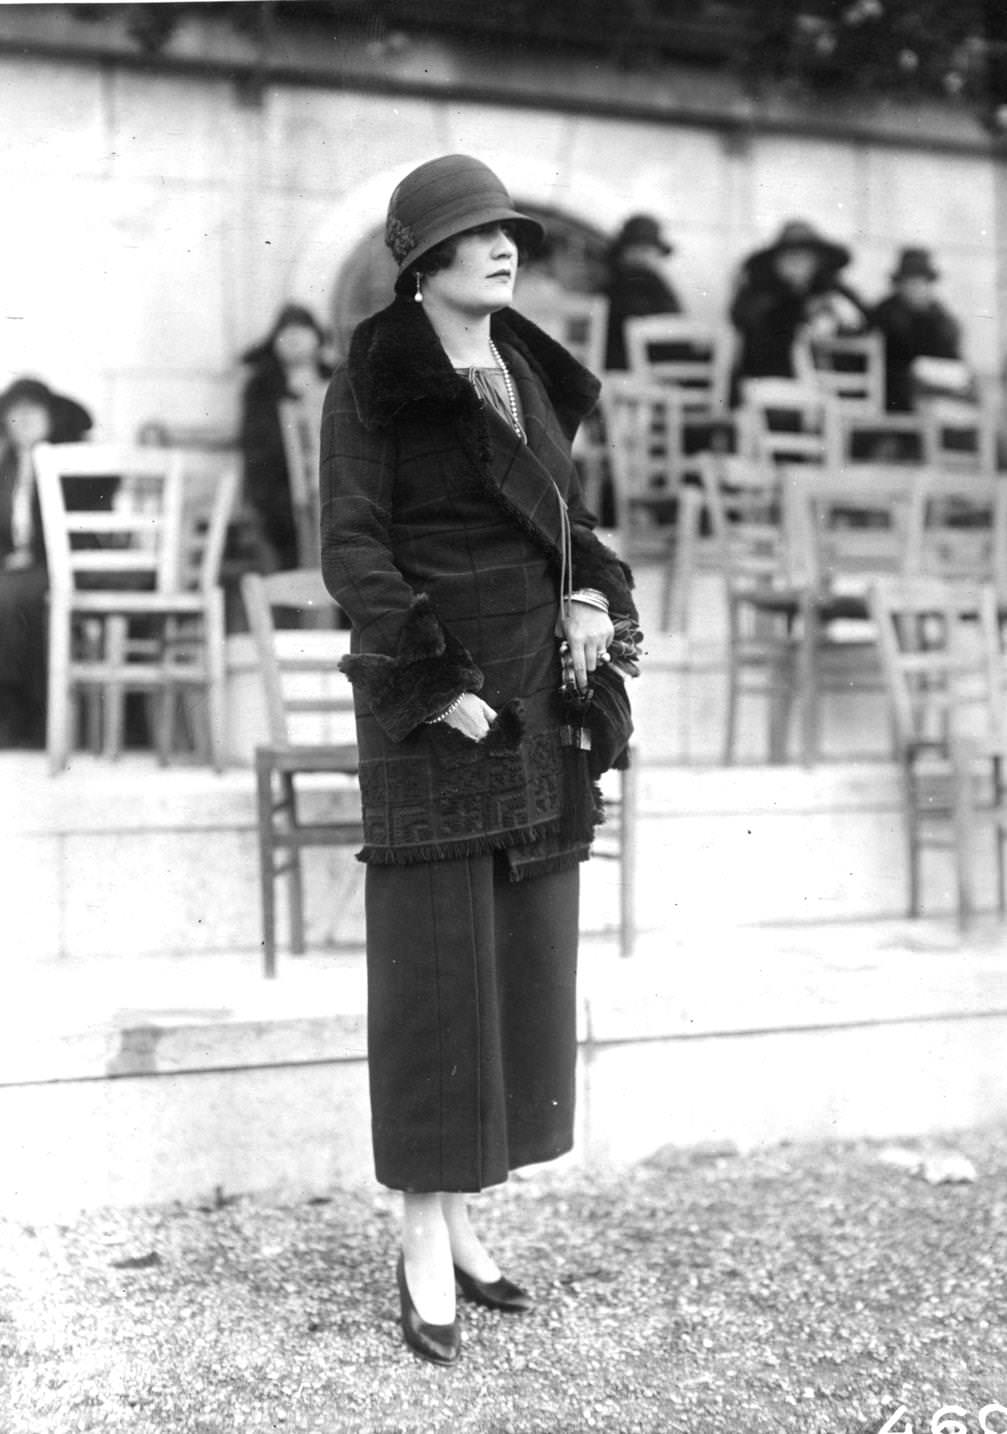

{"left": 0, "top": 53, "right": 1000, "bottom": 441}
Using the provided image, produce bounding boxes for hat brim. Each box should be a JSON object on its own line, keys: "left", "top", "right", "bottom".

{"left": 398, "top": 204, "right": 544, "bottom": 271}
{"left": 892, "top": 265, "right": 939, "bottom": 282}
{"left": 748, "top": 235, "right": 850, "bottom": 276}
{"left": 0, "top": 381, "right": 93, "bottom": 441}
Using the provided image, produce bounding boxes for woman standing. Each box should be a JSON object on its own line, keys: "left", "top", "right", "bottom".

{"left": 320, "top": 155, "right": 639, "bottom": 1365}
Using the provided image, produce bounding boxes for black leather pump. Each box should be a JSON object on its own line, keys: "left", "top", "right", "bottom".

{"left": 453, "top": 1263, "right": 535, "bottom": 1313}
{"left": 396, "top": 1254, "right": 461, "bottom": 1365}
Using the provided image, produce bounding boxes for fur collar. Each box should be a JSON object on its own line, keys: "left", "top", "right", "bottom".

{"left": 346, "top": 296, "right": 600, "bottom": 438}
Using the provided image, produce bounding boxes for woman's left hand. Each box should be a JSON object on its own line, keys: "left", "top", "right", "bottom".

{"left": 561, "top": 601, "right": 614, "bottom": 693}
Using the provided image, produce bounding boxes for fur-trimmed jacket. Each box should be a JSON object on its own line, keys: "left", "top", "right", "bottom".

{"left": 319, "top": 295, "right": 637, "bottom": 874}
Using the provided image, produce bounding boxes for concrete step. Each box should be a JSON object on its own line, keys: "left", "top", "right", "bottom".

{"left": 5, "top": 919, "right": 1007, "bottom": 1218}
{"left": 6, "top": 751, "right": 1002, "bottom": 965}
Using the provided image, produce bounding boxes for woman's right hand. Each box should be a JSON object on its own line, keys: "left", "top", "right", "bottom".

{"left": 441, "top": 692, "right": 497, "bottom": 742}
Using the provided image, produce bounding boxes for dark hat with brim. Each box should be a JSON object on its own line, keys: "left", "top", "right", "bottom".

{"left": 610, "top": 213, "right": 673, "bottom": 257}
{"left": 385, "top": 154, "right": 544, "bottom": 271}
{"left": 748, "top": 219, "right": 850, "bottom": 277}
{"left": 891, "top": 246, "right": 939, "bottom": 282}
{"left": 0, "top": 376, "right": 93, "bottom": 444}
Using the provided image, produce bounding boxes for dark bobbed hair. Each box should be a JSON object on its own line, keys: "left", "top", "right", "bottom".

{"left": 394, "top": 220, "right": 530, "bottom": 299}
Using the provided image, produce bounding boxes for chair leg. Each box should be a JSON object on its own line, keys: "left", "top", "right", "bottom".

{"left": 662, "top": 487, "right": 697, "bottom": 635}
{"left": 798, "top": 603, "right": 819, "bottom": 768}
{"left": 103, "top": 615, "right": 127, "bottom": 760}
{"left": 994, "top": 757, "right": 1006, "bottom": 917}
{"left": 951, "top": 747, "right": 976, "bottom": 931}
{"left": 903, "top": 761, "right": 921, "bottom": 918}
{"left": 46, "top": 602, "right": 71, "bottom": 774}
{"left": 282, "top": 772, "right": 307, "bottom": 954}
{"left": 723, "top": 600, "right": 740, "bottom": 766}
{"left": 204, "top": 590, "right": 228, "bottom": 773}
{"left": 619, "top": 758, "right": 638, "bottom": 958}
{"left": 256, "top": 757, "right": 279, "bottom": 979}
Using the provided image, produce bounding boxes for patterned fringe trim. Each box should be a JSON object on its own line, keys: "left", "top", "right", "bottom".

{"left": 355, "top": 819, "right": 564, "bottom": 868}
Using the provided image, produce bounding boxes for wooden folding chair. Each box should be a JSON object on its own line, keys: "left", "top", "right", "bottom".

{"left": 34, "top": 442, "right": 234, "bottom": 774}
{"left": 783, "top": 463, "right": 920, "bottom": 764}
{"left": 870, "top": 576, "right": 1006, "bottom": 927}
{"left": 241, "top": 568, "right": 361, "bottom": 978}
{"left": 697, "top": 451, "right": 809, "bottom": 764}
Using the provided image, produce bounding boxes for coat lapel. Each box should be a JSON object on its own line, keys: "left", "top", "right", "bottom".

{"left": 345, "top": 296, "right": 599, "bottom": 563}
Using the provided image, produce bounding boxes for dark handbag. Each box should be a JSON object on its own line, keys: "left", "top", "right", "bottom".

{"left": 583, "top": 662, "right": 634, "bottom": 778}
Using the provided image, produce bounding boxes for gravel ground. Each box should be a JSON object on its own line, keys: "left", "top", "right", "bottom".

{"left": 2, "top": 1126, "right": 1007, "bottom": 1434}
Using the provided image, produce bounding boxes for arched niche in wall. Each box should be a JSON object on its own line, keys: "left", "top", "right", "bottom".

{"left": 286, "top": 163, "right": 622, "bottom": 360}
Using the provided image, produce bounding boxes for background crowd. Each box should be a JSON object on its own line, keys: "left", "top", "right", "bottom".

{"left": 0, "top": 207, "right": 971, "bottom": 750}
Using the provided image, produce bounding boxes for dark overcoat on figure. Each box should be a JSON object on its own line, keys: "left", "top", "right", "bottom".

{"left": 319, "top": 296, "right": 637, "bottom": 1190}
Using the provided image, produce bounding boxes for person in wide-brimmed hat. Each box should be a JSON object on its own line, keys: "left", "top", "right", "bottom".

{"left": 238, "top": 302, "right": 332, "bottom": 571}
{"left": 728, "top": 218, "right": 868, "bottom": 399}
{"left": 320, "top": 154, "right": 641, "bottom": 1366}
{"left": 869, "top": 246, "right": 962, "bottom": 411}
{"left": 602, "top": 212, "right": 682, "bottom": 370}
{"left": 0, "top": 376, "right": 93, "bottom": 745}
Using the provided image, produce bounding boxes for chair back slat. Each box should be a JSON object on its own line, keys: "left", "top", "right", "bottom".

{"left": 34, "top": 443, "right": 185, "bottom": 596}
{"left": 908, "top": 470, "right": 1006, "bottom": 586}
{"left": 870, "top": 576, "right": 990, "bottom": 750}
{"left": 624, "top": 316, "right": 731, "bottom": 413}
{"left": 241, "top": 569, "right": 353, "bottom": 745}
{"left": 600, "top": 377, "right": 681, "bottom": 543}
{"left": 783, "top": 464, "right": 918, "bottom": 590}
{"left": 919, "top": 396, "right": 998, "bottom": 473}
{"left": 740, "top": 379, "right": 834, "bottom": 468}
{"left": 697, "top": 452, "right": 798, "bottom": 595}
{"left": 517, "top": 294, "right": 609, "bottom": 375}
{"left": 798, "top": 332, "right": 886, "bottom": 414}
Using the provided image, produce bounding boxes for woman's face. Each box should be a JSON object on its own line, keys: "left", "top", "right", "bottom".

{"left": 274, "top": 321, "right": 321, "bottom": 367}
{"left": 424, "top": 223, "right": 519, "bottom": 315}
{"left": 774, "top": 246, "right": 818, "bottom": 291}
{"left": 3, "top": 399, "right": 51, "bottom": 450}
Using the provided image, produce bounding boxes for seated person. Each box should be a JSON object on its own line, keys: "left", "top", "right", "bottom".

{"left": 728, "top": 219, "right": 867, "bottom": 403}
{"left": 603, "top": 213, "right": 681, "bottom": 371}
{"left": 870, "top": 247, "right": 962, "bottom": 412}
{"left": 239, "top": 303, "right": 332, "bottom": 572}
{"left": 0, "top": 377, "right": 93, "bottom": 746}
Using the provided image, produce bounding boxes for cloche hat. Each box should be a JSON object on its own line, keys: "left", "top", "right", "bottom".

{"left": 748, "top": 219, "right": 850, "bottom": 277}
{"left": 384, "top": 154, "right": 544, "bottom": 271}
{"left": 891, "top": 246, "right": 939, "bottom": 282}
{"left": 610, "top": 213, "right": 674, "bottom": 257}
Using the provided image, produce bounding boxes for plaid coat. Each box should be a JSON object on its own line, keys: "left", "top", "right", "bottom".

{"left": 320, "top": 295, "right": 636, "bottom": 872}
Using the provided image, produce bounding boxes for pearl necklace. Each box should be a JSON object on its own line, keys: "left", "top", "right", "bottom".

{"left": 488, "top": 340, "right": 525, "bottom": 441}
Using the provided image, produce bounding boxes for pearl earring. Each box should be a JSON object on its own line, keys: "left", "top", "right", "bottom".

{"left": 414, "top": 273, "right": 423, "bottom": 304}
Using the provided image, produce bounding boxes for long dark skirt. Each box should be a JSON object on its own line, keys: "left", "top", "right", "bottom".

{"left": 365, "top": 852, "right": 579, "bottom": 1192}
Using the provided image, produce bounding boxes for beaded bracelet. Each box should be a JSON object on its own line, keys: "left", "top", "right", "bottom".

{"left": 425, "top": 693, "right": 466, "bottom": 725}
{"left": 569, "top": 587, "right": 610, "bottom": 613}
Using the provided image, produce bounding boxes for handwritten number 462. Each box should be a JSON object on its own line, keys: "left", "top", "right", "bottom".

{"left": 878, "top": 1406, "right": 1007, "bottom": 1434}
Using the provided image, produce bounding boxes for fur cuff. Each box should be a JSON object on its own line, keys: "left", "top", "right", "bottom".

{"left": 339, "top": 594, "right": 484, "bottom": 742}
{"left": 570, "top": 527, "right": 637, "bottom": 620}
